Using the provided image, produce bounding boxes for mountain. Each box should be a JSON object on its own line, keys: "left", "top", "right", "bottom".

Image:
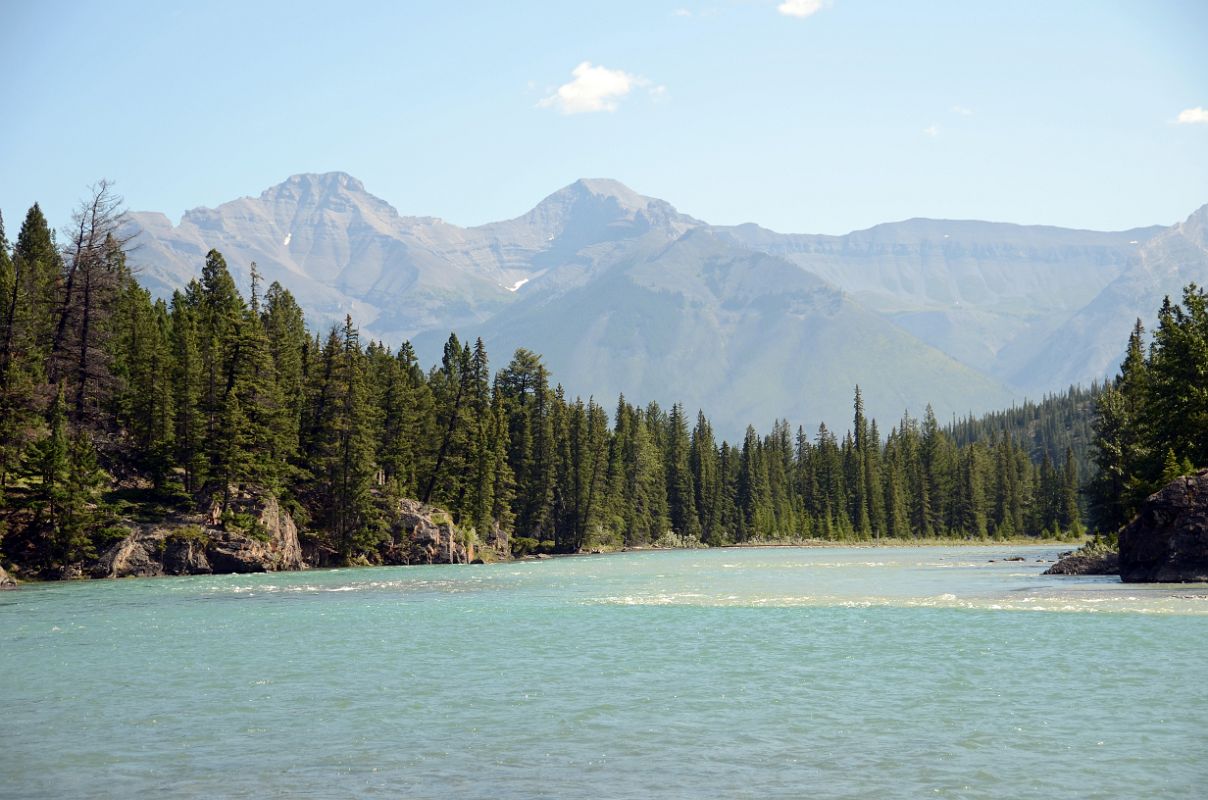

{"left": 426, "top": 228, "right": 1014, "bottom": 434}
{"left": 126, "top": 174, "right": 1206, "bottom": 438}
{"left": 1009, "top": 204, "right": 1208, "bottom": 392}
{"left": 718, "top": 218, "right": 1164, "bottom": 384}
{"left": 129, "top": 174, "right": 702, "bottom": 341}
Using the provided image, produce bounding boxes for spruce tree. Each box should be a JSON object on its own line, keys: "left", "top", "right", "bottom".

{"left": 690, "top": 410, "right": 721, "bottom": 544}
{"left": 170, "top": 288, "right": 205, "bottom": 492}
{"left": 666, "top": 403, "right": 700, "bottom": 541}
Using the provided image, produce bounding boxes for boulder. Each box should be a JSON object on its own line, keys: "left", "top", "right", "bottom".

{"left": 1119, "top": 469, "right": 1208, "bottom": 583}
{"left": 1044, "top": 548, "right": 1119, "bottom": 576}
{"left": 0, "top": 564, "right": 16, "bottom": 590}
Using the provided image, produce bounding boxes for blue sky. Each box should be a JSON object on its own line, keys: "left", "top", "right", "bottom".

{"left": 2, "top": 0, "right": 1206, "bottom": 236}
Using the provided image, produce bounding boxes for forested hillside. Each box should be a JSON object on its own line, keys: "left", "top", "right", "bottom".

{"left": 0, "top": 189, "right": 1101, "bottom": 578}
{"left": 948, "top": 385, "right": 1101, "bottom": 489}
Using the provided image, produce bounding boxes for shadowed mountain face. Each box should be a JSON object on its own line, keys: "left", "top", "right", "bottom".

{"left": 126, "top": 173, "right": 1206, "bottom": 438}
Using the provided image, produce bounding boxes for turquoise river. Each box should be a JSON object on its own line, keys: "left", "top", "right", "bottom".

{"left": 2, "top": 545, "right": 1206, "bottom": 799}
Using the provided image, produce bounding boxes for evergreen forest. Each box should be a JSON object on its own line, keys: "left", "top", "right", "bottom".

{"left": 3, "top": 187, "right": 1202, "bottom": 576}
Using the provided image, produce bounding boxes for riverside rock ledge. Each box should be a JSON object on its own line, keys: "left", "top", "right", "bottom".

{"left": 1118, "top": 469, "right": 1208, "bottom": 583}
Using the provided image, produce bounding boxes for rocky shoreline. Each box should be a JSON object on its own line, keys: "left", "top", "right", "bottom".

{"left": 1, "top": 494, "right": 500, "bottom": 587}
{"left": 1045, "top": 469, "right": 1208, "bottom": 582}
{"left": 8, "top": 468, "right": 1208, "bottom": 587}
{"left": 1044, "top": 547, "right": 1119, "bottom": 576}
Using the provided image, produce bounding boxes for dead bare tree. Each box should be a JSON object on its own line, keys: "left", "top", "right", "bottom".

{"left": 50, "top": 180, "right": 133, "bottom": 428}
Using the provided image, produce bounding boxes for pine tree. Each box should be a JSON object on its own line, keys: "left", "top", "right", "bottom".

{"left": 1061, "top": 446, "right": 1082, "bottom": 535}
{"left": 487, "top": 389, "right": 516, "bottom": 539}
{"left": 665, "top": 403, "right": 700, "bottom": 541}
{"left": 36, "top": 386, "right": 106, "bottom": 566}
{"left": 850, "top": 387, "right": 872, "bottom": 538}
{"left": 11, "top": 203, "right": 61, "bottom": 367}
{"left": 690, "top": 410, "right": 721, "bottom": 544}
{"left": 1145, "top": 286, "right": 1208, "bottom": 470}
{"left": 737, "top": 425, "right": 770, "bottom": 540}
{"left": 1, "top": 205, "right": 62, "bottom": 488}
{"left": 631, "top": 416, "right": 670, "bottom": 544}
{"left": 882, "top": 427, "right": 910, "bottom": 538}
{"left": 422, "top": 333, "right": 474, "bottom": 515}
{"left": 197, "top": 250, "right": 246, "bottom": 504}
{"left": 230, "top": 305, "right": 285, "bottom": 492}
{"left": 313, "top": 318, "right": 381, "bottom": 559}
{"left": 262, "top": 282, "right": 308, "bottom": 471}
{"left": 111, "top": 282, "right": 175, "bottom": 486}
{"left": 170, "top": 288, "right": 205, "bottom": 492}
{"left": 469, "top": 339, "right": 496, "bottom": 539}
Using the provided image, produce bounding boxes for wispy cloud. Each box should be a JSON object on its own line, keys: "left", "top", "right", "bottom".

{"left": 673, "top": 8, "right": 692, "bottom": 16}
{"left": 777, "top": 0, "right": 828, "bottom": 18}
{"left": 923, "top": 124, "right": 939, "bottom": 137}
{"left": 538, "top": 62, "right": 661, "bottom": 114}
{"left": 1175, "top": 107, "right": 1208, "bottom": 125}
{"left": 951, "top": 105, "right": 974, "bottom": 116}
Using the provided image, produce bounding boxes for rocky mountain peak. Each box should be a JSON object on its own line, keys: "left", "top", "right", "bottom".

{"left": 253, "top": 171, "right": 391, "bottom": 216}
{"left": 566, "top": 177, "right": 649, "bottom": 208}
{"left": 1176, "top": 203, "right": 1208, "bottom": 246}
{"left": 264, "top": 171, "right": 366, "bottom": 197}
{"left": 497, "top": 177, "right": 699, "bottom": 248}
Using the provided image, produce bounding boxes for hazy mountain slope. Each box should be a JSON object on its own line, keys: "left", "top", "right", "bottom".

{"left": 1010, "top": 204, "right": 1208, "bottom": 392}
{"left": 125, "top": 172, "right": 1202, "bottom": 436}
{"left": 447, "top": 229, "right": 1015, "bottom": 436}
{"left": 719, "top": 219, "right": 1163, "bottom": 379}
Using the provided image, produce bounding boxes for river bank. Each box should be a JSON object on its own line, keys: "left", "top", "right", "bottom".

{"left": 4, "top": 535, "right": 1085, "bottom": 586}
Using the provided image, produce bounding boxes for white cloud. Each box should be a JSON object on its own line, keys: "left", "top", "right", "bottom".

{"left": 673, "top": 8, "right": 692, "bottom": 16}
{"left": 538, "top": 62, "right": 655, "bottom": 114}
{"left": 1175, "top": 107, "right": 1208, "bottom": 125}
{"left": 777, "top": 0, "right": 826, "bottom": 18}
{"left": 923, "top": 124, "right": 939, "bottom": 137}
{"left": 951, "top": 105, "right": 974, "bottom": 116}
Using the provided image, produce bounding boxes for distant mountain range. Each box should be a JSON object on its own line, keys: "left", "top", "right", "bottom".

{"left": 126, "top": 173, "right": 1208, "bottom": 438}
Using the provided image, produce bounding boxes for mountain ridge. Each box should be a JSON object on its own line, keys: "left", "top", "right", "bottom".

{"left": 125, "top": 173, "right": 1207, "bottom": 437}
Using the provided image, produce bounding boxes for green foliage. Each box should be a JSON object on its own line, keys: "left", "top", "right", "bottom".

{"left": 167, "top": 524, "right": 209, "bottom": 544}
{"left": 1088, "top": 287, "right": 1208, "bottom": 531}
{"left": 4, "top": 194, "right": 1150, "bottom": 574}
{"left": 221, "top": 510, "right": 270, "bottom": 542}
{"left": 510, "top": 536, "right": 540, "bottom": 557}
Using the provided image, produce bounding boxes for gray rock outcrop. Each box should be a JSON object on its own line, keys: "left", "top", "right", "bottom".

{"left": 90, "top": 494, "right": 304, "bottom": 578}
{"left": 1119, "top": 469, "right": 1208, "bottom": 583}
{"left": 386, "top": 498, "right": 470, "bottom": 564}
{"left": 0, "top": 564, "right": 16, "bottom": 590}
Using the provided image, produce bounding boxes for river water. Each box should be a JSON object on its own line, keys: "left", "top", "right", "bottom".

{"left": 2, "top": 546, "right": 1205, "bottom": 799}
